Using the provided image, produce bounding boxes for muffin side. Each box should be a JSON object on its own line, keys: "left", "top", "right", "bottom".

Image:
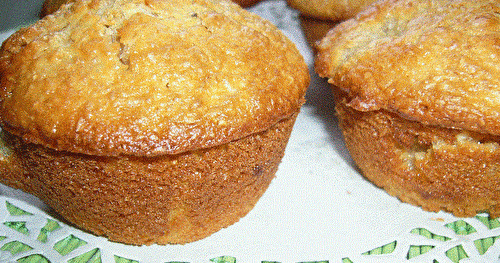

{"left": 335, "top": 93, "right": 500, "bottom": 218}
{"left": 0, "top": 113, "right": 298, "bottom": 245}
{"left": 316, "top": 0, "right": 500, "bottom": 217}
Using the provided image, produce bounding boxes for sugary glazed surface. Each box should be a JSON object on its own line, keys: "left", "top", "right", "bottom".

{"left": 40, "top": 0, "right": 264, "bottom": 17}
{"left": 0, "top": 0, "right": 308, "bottom": 156}
{"left": 316, "top": 0, "right": 500, "bottom": 136}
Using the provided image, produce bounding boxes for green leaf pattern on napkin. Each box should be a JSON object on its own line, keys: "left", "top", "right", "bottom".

{"left": 1, "top": 199, "right": 500, "bottom": 262}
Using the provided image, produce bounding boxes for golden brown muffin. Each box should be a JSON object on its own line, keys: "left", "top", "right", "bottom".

{"left": 299, "top": 15, "right": 338, "bottom": 51}
{"left": 40, "top": 0, "right": 264, "bottom": 17}
{"left": 40, "top": 0, "right": 68, "bottom": 17}
{"left": 0, "top": 0, "right": 309, "bottom": 245}
{"left": 316, "top": 0, "right": 500, "bottom": 218}
{"left": 287, "top": 0, "right": 377, "bottom": 53}
{"left": 287, "top": 0, "right": 376, "bottom": 22}
{"left": 231, "top": 0, "right": 263, "bottom": 7}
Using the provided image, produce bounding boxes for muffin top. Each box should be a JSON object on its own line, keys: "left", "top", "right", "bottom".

{"left": 0, "top": 0, "right": 309, "bottom": 157}
{"left": 40, "top": 0, "right": 264, "bottom": 17}
{"left": 316, "top": 0, "right": 500, "bottom": 136}
{"left": 286, "top": 0, "right": 376, "bottom": 22}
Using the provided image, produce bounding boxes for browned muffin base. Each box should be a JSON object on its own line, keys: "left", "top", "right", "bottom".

{"left": 335, "top": 92, "right": 500, "bottom": 218}
{"left": 0, "top": 113, "right": 298, "bottom": 245}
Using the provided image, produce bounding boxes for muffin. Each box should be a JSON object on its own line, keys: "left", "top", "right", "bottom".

{"left": 287, "top": 0, "right": 377, "bottom": 49}
{"left": 40, "top": 0, "right": 264, "bottom": 17}
{"left": 287, "top": 0, "right": 376, "bottom": 21}
{"left": 232, "top": 0, "right": 263, "bottom": 7}
{"left": 0, "top": 0, "right": 309, "bottom": 245}
{"left": 40, "top": 0, "right": 68, "bottom": 17}
{"left": 316, "top": 0, "right": 500, "bottom": 218}
{"left": 298, "top": 15, "right": 338, "bottom": 50}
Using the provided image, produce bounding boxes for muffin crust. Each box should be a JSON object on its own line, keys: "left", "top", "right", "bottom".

{"left": 1, "top": 114, "right": 298, "bottom": 244}
{"left": 0, "top": 0, "right": 309, "bottom": 244}
{"left": 40, "top": 0, "right": 264, "bottom": 17}
{"left": 287, "top": 0, "right": 376, "bottom": 22}
{"left": 316, "top": 0, "right": 500, "bottom": 217}
{"left": 316, "top": 0, "right": 500, "bottom": 136}
{"left": 1, "top": 0, "right": 308, "bottom": 157}
{"left": 336, "top": 94, "right": 500, "bottom": 218}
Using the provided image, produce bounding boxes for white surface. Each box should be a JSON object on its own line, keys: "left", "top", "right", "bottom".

{"left": 1, "top": 1, "right": 499, "bottom": 262}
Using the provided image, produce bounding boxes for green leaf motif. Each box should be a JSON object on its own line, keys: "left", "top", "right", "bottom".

{"left": 410, "top": 228, "right": 451, "bottom": 241}
{"left": 474, "top": 236, "right": 500, "bottom": 255}
{"left": 211, "top": 256, "right": 237, "bottom": 263}
{"left": 362, "top": 241, "right": 397, "bottom": 255}
{"left": 53, "top": 234, "right": 87, "bottom": 256}
{"left": 68, "top": 248, "right": 101, "bottom": 263}
{"left": 17, "top": 254, "right": 50, "bottom": 263}
{"left": 114, "top": 255, "right": 140, "bottom": 263}
{"left": 407, "top": 245, "right": 435, "bottom": 259}
{"left": 2, "top": 199, "right": 499, "bottom": 263}
{"left": 6, "top": 201, "right": 33, "bottom": 216}
{"left": 446, "top": 245, "right": 468, "bottom": 263}
{"left": 3, "top": 221, "right": 29, "bottom": 235}
{"left": 445, "top": 220, "right": 476, "bottom": 235}
{"left": 37, "top": 219, "right": 61, "bottom": 243}
{"left": 475, "top": 215, "right": 500, "bottom": 230}
{"left": 1, "top": 240, "right": 32, "bottom": 255}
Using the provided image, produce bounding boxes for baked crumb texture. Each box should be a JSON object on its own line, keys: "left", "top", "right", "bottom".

{"left": 0, "top": 114, "right": 297, "bottom": 245}
{"left": 316, "top": 0, "right": 500, "bottom": 218}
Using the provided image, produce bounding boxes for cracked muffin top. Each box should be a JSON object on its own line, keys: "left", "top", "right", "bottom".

{"left": 0, "top": 0, "right": 309, "bottom": 157}
{"left": 316, "top": 0, "right": 500, "bottom": 136}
